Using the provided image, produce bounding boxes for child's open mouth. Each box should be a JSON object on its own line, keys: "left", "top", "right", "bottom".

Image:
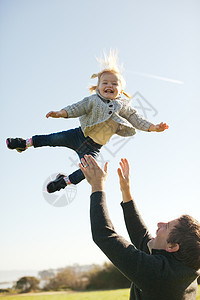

{"left": 104, "top": 89, "right": 114, "bottom": 93}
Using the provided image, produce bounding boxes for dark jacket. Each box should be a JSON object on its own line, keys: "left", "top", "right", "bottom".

{"left": 90, "top": 191, "right": 199, "bottom": 300}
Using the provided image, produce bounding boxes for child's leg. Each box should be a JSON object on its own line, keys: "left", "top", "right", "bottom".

{"left": 32, "top": 127, "right": 83, "bottom": 150}
{"left": 6, "top": 138, "right": 28, "bottom": 153}
{"left": 47, "top": 135, "right": 102, "bottom": 192}
{"left": 6, "top": 128, "right": 83, "bottom": 154}
{"left": 47, "top": 150, "right": 99, "bottom": 193}
{"left": 66, "top": 139, "right": 103, "bottom": 185}
{"left": 68, "top": 169, "right": 85, "bottom": 184}
{"left": 68, "top": 135, "right": 102, "bottom": 184}
{"left": 46, "top": 170, "right": 84, "bottom": 193}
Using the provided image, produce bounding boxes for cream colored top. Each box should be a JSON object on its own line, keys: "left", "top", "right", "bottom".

{"left": 86, "top": 118, "right": 119, "bottom": 145}
{"left": 63, "top": 91, "right": 152, "bottom": 146}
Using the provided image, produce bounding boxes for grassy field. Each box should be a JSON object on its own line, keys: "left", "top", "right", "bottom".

{"left": 1, "top": 286, "right": 200, "bottom": 300}
{"left": 1, "top": 289, "right": 129, "bottom": 300}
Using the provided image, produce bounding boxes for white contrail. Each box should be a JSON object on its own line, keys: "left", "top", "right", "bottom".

{"left": 127, "top": 71, "right": 184, "bottom": 85}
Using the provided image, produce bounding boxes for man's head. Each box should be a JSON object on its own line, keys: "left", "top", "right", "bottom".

{"left": 147, "top": 219, "right": 180, "bottom": 254}
{"left": 148, "top": 215, "right": 200, "bottom": 270}
{"left": 168, "top": 215, "right": 200, "bottom": 270}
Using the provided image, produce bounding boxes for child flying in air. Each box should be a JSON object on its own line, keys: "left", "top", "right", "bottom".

{"left": 6, "top": 50, "right": 169, "bottom": 193}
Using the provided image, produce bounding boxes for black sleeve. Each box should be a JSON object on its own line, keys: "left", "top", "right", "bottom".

{"left": 90, "top": 191, "right": 162, "bottom": 288}
{"left": 121, "top": 200, "right": 152, "bottom": 253}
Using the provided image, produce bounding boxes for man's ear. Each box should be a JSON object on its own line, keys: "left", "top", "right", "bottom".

{"left": 166, "top": 243, "right": 179, "bottom": 253}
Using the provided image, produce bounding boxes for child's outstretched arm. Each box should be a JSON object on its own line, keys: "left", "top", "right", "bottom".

{"left": 148, "top": 122, "right": 169, "bottom": 132}
{"left": 46, "top": 109, "right": 68, "bottom": 118}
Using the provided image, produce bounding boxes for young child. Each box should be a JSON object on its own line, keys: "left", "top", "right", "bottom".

{"left": 6, "top": 51, "right": 168, "bottom": 193}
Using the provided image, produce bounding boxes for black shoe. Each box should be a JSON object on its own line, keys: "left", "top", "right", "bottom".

{"left": 47, "top": 174, "right": 67, "bottom": 193}
{"left": 6, "top": 138, "right": 27, "bottom": 153}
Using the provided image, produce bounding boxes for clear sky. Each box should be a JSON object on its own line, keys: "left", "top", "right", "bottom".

{"left": 1, "top": 0, "right": 200, "bottom": 272}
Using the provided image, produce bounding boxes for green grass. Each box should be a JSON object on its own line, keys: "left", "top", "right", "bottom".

{"left": 1, "top": 286, "right": 200, "bottom": 300}
{"left": 1, "top": 289, "right": 129, "bottom": 300}
{"left": 197, "top": 286, "right": 200, "bottom": 300}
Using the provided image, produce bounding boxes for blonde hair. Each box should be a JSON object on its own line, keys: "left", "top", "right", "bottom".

{"left": 89, "top": 50, "right": 131, "bottom": 99}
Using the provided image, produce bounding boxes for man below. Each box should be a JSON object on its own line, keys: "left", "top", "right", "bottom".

{"left": 79, "top": 155, "right": 200, "bottom": 300}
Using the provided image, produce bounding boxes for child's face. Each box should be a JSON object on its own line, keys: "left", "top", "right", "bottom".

{"left": 97, "top": 72, "right": 122, "bottom": 100}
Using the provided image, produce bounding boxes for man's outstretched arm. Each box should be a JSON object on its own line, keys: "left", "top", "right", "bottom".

{"left": 79, "top": 155, "right": 156, "bottom": 286}
{"left": 118, "top": 158, "right": 151, "bottom": 251}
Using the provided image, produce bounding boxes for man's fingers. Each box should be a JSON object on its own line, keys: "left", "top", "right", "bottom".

{"left": 81, "top": 157, "right": 87, "bottom": 166}
{"left": 84, "top": 155, "right": 99, "bottom": 167}
{"left": 104, "top": 162, "right": 108, "bottom": 173}
{"left": 81, "top": 158, "right": 89, "bottom": 168}
{"left": 124, "top": 158, "right": 130, "bottom": 172}
{"left": 79, "top": 162, "right": 87, "bottom": 175}
{"left": 85, "top": 155, "right": 95, "bottom": 166}
{"left": 117, "top": 167, "right": 124, "bottom": 179}
{"left": 117, "top": 168, "right": 121, "bottom": 177}
{"left": 80, "top": 158, "right": 89, "bottom": 175}
{"left": 120, "top": 161, "right": 125, "bottom": 174}
{"left": 120, "top": 158, "right": 128, "bottom": 174}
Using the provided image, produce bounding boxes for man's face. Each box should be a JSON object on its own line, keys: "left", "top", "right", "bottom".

{"left": 147, "top": 219, "right": 179, "bottom": 253}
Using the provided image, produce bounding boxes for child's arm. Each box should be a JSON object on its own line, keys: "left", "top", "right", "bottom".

{"left": 46, "top": 109, "right": 68, "bottom": 119}
{"left": 148, "top": 122, "right": 169, "bottom": 132}
{"left": 120, "top": 103, "right": 169, "bottom": 133}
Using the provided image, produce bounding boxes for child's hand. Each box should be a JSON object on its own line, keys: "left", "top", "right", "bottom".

{"left": 46, "top": 111, "right": 62, "bottom": 118}
{"left": 46, "top": 110, "right": 68, "bottom": 118}
{"left": 155, "top": 122, "right": 169, "bottom": 132}
{"left": 149, "top": 122, "right": 169, "bottom": 132}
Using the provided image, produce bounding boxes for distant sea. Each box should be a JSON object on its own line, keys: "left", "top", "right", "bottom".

{"left": 0, "top": 265, "right": 96, "bottom": 289}
{"left": 0, "top": 270, "right": 39, "bottom": 289}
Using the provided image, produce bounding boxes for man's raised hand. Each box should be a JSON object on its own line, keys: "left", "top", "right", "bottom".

{"left": 79, "top": 155, "right": 108, "bottom": 193}
{"left": 117, "top": 158, "right": 132, "bottom": 203}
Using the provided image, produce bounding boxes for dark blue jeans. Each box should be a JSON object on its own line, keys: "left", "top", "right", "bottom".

{"left": 32, "top": 127, "right": 102, "bottom": 184}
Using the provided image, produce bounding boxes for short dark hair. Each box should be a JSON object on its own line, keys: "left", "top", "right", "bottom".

{"left": 167, "top": 215, "right": 200, "bottom": 270}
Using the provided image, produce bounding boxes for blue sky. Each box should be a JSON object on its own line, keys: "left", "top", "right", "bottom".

{"left": 1, "top": 0, "right": 200, "bottom": 272}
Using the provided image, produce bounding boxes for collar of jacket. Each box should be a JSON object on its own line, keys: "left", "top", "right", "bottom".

{"left": 152, "top": 249, "right": 173, "bottom": 256}
{"left": 152, "top": 249, "right": 200, "bottom": 275}
{"left": 95, "top": 89, "right": 122, "bottom": 102}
